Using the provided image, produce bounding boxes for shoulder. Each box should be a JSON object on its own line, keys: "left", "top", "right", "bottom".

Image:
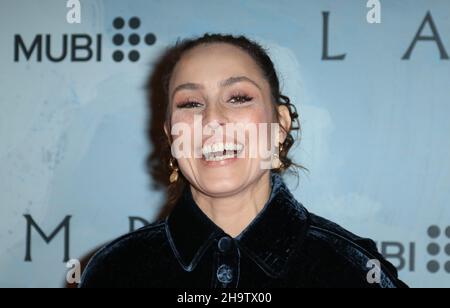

{"left": 300, "top": 211, "right": 408, "bottom": 288}
{"left": 79, "top": 220, "right": 168, "bottom": 288}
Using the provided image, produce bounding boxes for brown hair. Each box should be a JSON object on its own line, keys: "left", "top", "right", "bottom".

{"left": 146, "top": 33, "right": 305, "bottom": 219}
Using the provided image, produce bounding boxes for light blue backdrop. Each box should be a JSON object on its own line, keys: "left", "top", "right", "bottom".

{"left": 1, "top": 0, "right": 449, "bottom": 287}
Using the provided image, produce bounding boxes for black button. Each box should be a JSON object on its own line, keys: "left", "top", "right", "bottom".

{"left": 218, "top": 236, "right": 232, "bottom": 252}
{"left": 217, "top": 264, "right": 233, "bottom": 284}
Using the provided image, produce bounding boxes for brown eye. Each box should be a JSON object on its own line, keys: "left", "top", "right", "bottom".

{"left": 177, "top": 101, "right": 203, "bottom": 109}
{"left": 229, "top": 95, "right": 253, "bottom": 104}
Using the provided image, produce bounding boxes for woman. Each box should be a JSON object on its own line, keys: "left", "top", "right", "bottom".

{"left": 80, "top": 34, "right": 407, "bottom": 288}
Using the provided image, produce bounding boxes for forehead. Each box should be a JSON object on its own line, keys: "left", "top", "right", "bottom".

{"left": 169, "top": 43, "right": 266, "bottom": 91}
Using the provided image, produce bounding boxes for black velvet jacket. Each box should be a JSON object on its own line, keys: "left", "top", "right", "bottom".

{"left": 80, "top": 172, "right": 408, "bottom": 288}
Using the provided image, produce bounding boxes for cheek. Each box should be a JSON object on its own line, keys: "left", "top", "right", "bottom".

{"left": 168, "top": 113, "right": 197, "bottom": 163}
{"left": 171, "top": 111, "right": 194, "bottom": 124}
{"left": 233, "top": 107, "right": 276, "bottom": 157}
{"left": 170, "top": 112, "right": 195, "bottom": 139}
{"left": 233, "top": 104, "right": 273, "bottom": 125}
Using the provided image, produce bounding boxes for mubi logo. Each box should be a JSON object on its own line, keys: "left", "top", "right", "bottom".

{"left": 13, "top": 16, "right": 156, "bottom": 63}
{"left": 111, "top": 17, "right": 157, "bottom": 62}
{"left": 426, "top": 225, "right": 450, "bottom": 273}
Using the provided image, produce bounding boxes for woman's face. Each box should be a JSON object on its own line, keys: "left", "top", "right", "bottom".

{"left": 166, "top": 43, "right": 287, "bottom": 197}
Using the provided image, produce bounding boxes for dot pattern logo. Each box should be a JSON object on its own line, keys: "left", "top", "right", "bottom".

{"left": 426, "top": 225, "right": 450, "bottom": 273}
{"left": 112, "top": 17, "right": 156, "bottom": 62}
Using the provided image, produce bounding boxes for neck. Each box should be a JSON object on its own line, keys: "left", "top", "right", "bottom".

{"left": 190, "top": 172, "right": 272, "bottom": 238}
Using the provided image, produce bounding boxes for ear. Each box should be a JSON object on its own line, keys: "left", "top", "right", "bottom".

{"left": 277, "top": 104, "right": 291, "bottom": 144}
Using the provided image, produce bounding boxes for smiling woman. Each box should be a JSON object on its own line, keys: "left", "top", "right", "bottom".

{"left": 79, "top": 33, "right": 408, "bottom": 288}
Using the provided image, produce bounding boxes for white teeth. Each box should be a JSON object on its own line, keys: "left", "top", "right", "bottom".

{"left": 225, "top": 142, "right": 243, "bottom": 151}
{"left": 205, "top": 153, "right": 236, "bottom": 161}
{"left": 202, "top": 142, "right": 244, "bottom": 161}
{"left": 212, "top": 143, "right": 223, "bottom": 152}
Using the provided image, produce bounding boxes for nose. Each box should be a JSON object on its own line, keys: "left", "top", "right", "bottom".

{"left": 203, "top": 103, "right": 227, "bottom": 130}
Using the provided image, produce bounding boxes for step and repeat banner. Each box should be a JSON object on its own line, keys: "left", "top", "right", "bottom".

{"left": 1, "top": 0, "right": 449, "bottom": 287}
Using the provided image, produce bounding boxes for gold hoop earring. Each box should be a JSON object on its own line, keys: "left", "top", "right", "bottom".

{"left": 168, "top": 157, "right": 179, "bottom": 183}
{"left": 271, "top": 143, "right": 284, "bottom": 169}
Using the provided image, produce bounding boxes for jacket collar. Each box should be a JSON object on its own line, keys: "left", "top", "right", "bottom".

{"left": 166, "top": 172, "right": 310, "bottom": 277}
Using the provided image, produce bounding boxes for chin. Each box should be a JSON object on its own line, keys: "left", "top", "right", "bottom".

{"left": 197, "top": 176, "right": 243, "bottom": 196}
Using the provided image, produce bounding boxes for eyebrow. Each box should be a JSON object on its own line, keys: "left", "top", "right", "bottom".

{"left": 170, "top": 76, "right": 261, "bottom": 101}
